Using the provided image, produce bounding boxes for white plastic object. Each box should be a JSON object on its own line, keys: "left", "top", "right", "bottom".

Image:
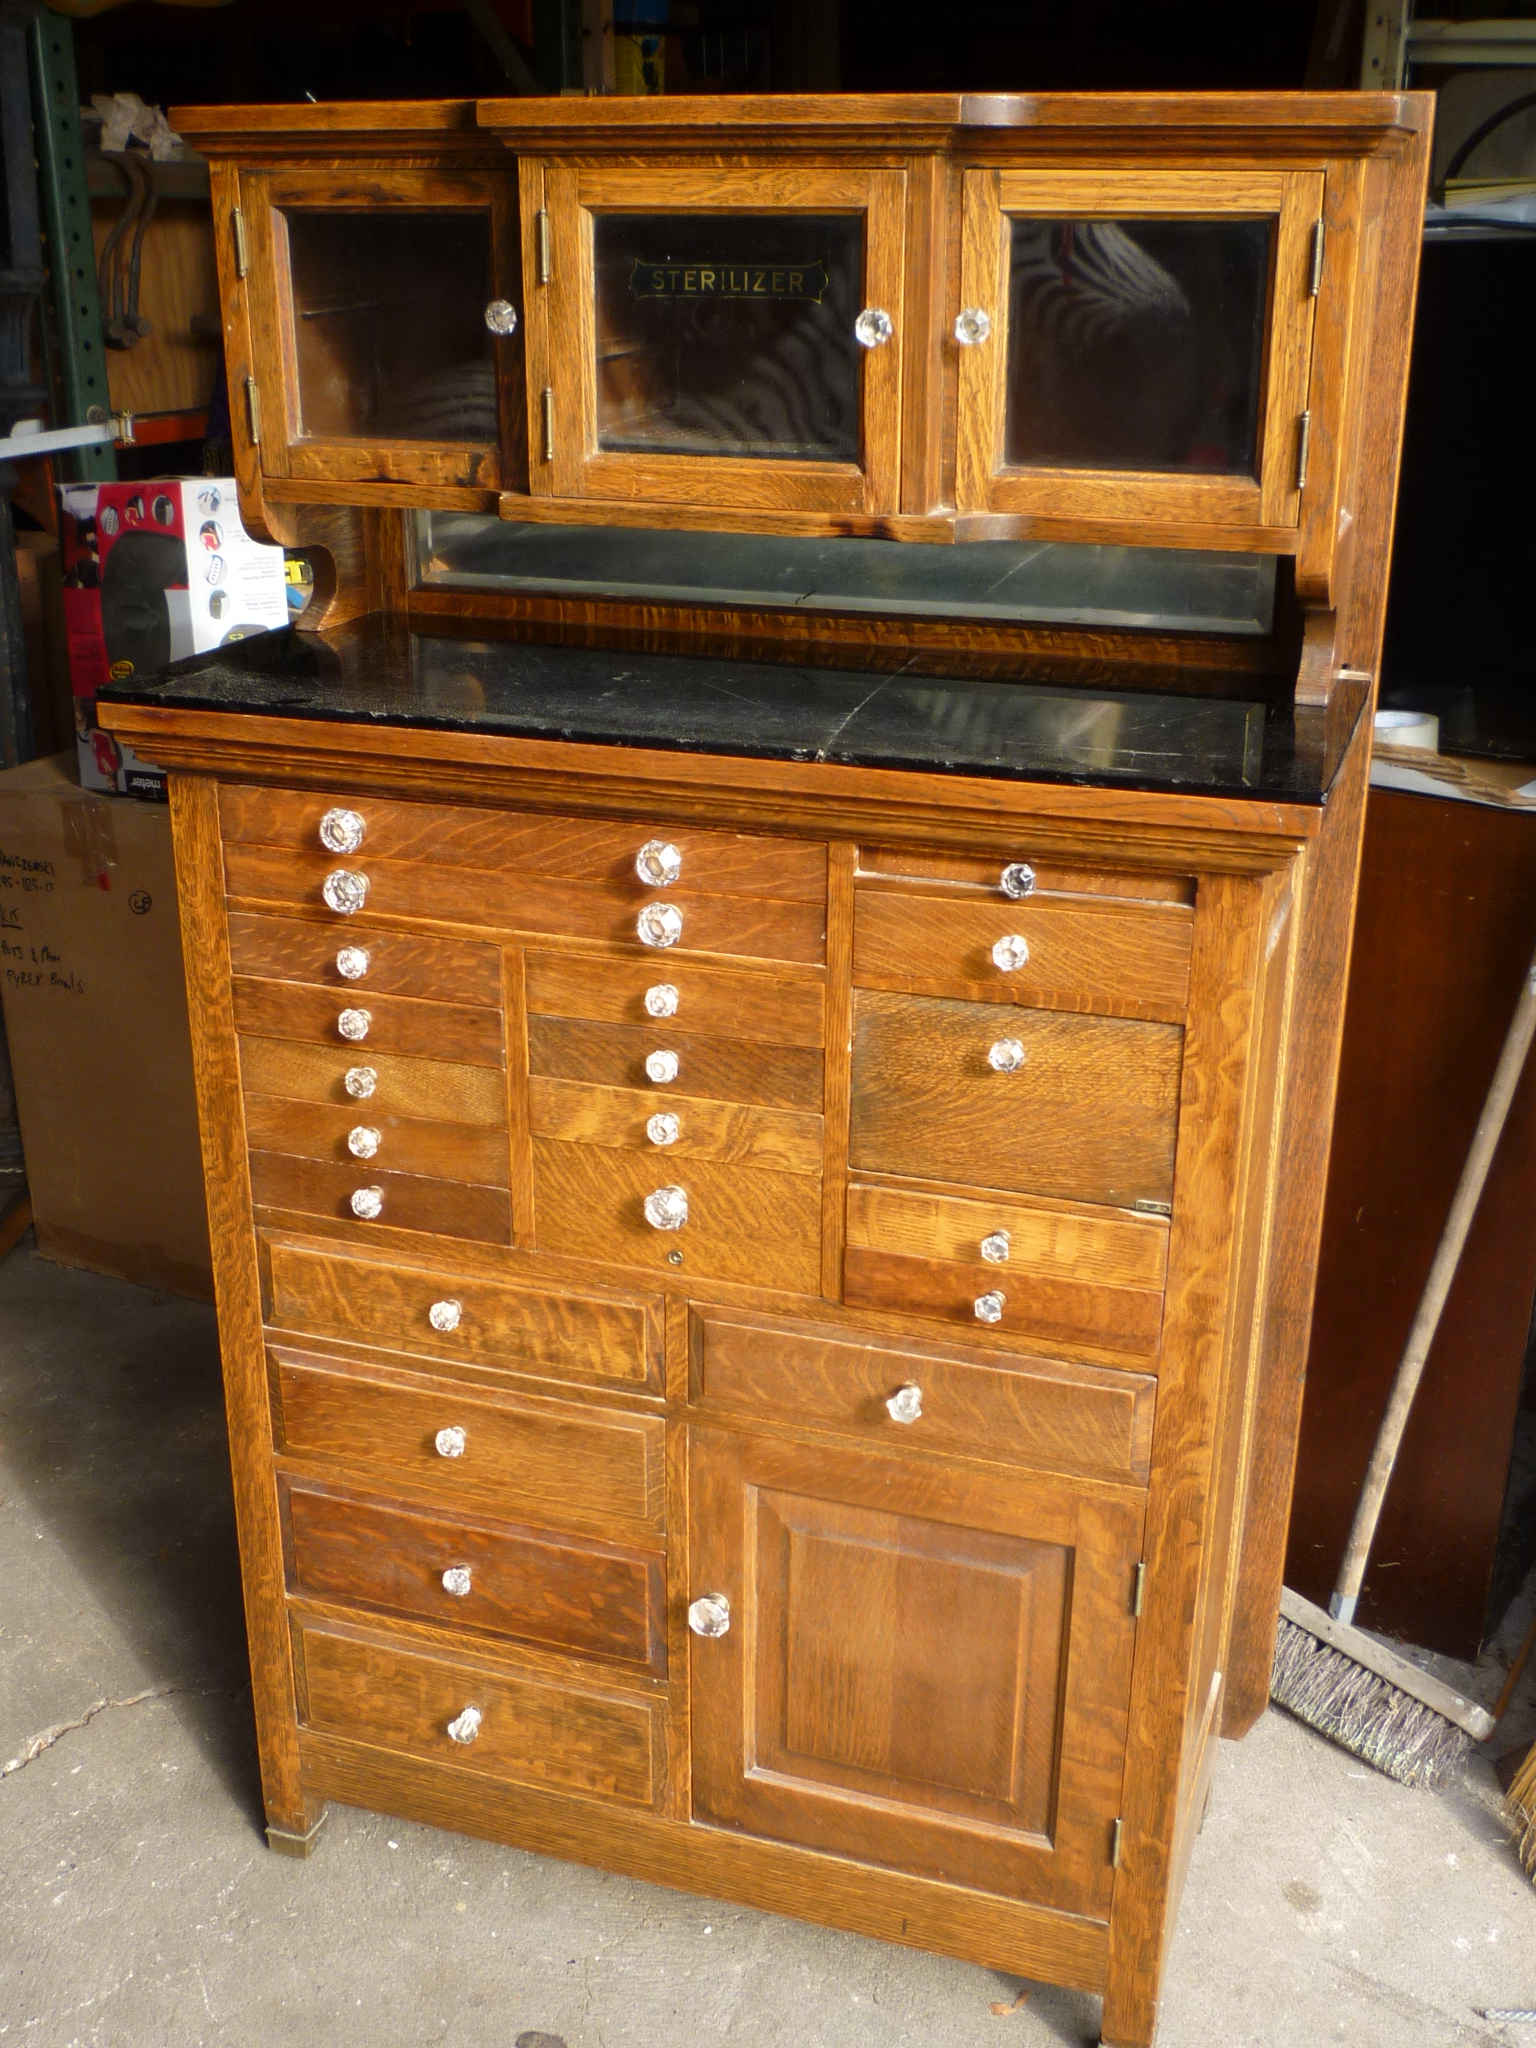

{"left": 885, "top": 1382, "right": 923, "bottom": 1425}
{"left": 441, "top": 1566, "right": 473, "bottom": 1598}
{"left": 350, "top": 1185, "right": 384, "bottom": 1220}
{"left": 335, "top": 945, "right": 371, "bottom": 980}
{"left": 645, "top": 1049, "right": 680, "bottom": 1084}
{"left": 1000, "top": 862, "right": 1036, "bottom": 900}
{"left": 988, "top": 1038, "right": 1026, "bottom": 1074}
{"left": 484, "top": 298, "right": 518, "bottom": 337}
{"left": 337, "top": 1007, "right": 371, "bottom": 1042}
{"left": 980, "top": 1229, "right": 1011, "bottom": 1264}
{"left": 954, "top": 306, "right": 992, "bottom": 347}
{"left": 635, "top": 838, "right": 683, "bottom": 887}
{"left": 637, "top": 902, "right": 683, "bottom": 949}
{"left": 347, "top": 1125, "right": 381, "bottom": 1159}
{"left": 428, "top": 1299, "right": 462, "bottom": 1334}
{"left": 435, "top": 1425, "right": 467, "bottom": 1459}
{"left": 646, "top": 1112, "right": 681, "bottom": 1146}
{"left": 344, "top": 1065, "right": 378, "bottom": 1099}
{"left": 446, "top": 1705, "right": 482, "bottom": 1743}
{"left": 687, "top": 1593, "right": 731, "bottom": 1638}
{"left": 643, "top": 1184, "right": 688, "bottom": 1231}
{"left": 854, "top": 306, "right": 893, "bottom": 348}
{"left": 974, "top": 1290, "right": 1005, "bottom": 1325}
{"left": 992, "top": 933, "right": 1030, "bottom": 972}
{"left": 644, "top": 983, "right": 679, "bottom": 1018}
{"left": 319, "top": 807, "right": 365, "bottom": 853}
{"left": 322, "top": 868, "right": 369, "bottom": 916}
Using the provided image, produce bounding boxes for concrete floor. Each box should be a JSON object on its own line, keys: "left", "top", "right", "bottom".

{"left": 2, "top": 1244, "right": 1534, "bottom": 2048}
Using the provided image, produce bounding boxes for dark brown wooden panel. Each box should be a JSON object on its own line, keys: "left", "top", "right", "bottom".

{"left": 233, "top": 977, "right": 505, "bottom": 1066}
{"left": 250, "top": 1153, "right": 511, "bottom": 1245}
{"left": 525, "top": 949, "right": 825, "bottom": 1047}
{"left": 843, "top": 1247, "right": 1163, "bottom": 1361}
{"left": 245, "top": 1096, "right": 510, "bottom": 1186}
{"left": 227, "top": 911, "right": 504, "bottom": 1007}
{"left": 528, "top": 1014, "right": 824, "bottom": 1112}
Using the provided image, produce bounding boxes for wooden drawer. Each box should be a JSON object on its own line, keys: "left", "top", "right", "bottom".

{"left": 533, "top": 1140, "right": 822, "bottom": 1294}
{"left": 691, "top": 1308, "right": 1156, "bottom": 1486}
{"left": 227, "top": 912, "right": 503, "bottom": 1007}
{"left": 251, "top": 1153, "right": 512, "bottom": 1246}
{"left": 849, "top": 989, "right": 1183, "bottom": 1209}
{"left": 240, "top": 1036, "right": 507, "bottom": 1127}
{"left": 233, "top": 977, "right": 505, "bottom": 1067}
{"left": 528, "top": 1014, "right": 823, "bottom": 1113}
{"left": 843, "top": 1183, "right": 1167, "bottom": 1360}
{"left": 274, "top": 1349, "right": 666, "bottom": 1536}
{"left": 530, "top": 1077, "right": 822, "bottom": 1176}
{"left": 526, "top": 949, "right": 825, "bottom": 1048}
{"left": 296, "top": 1620, "right": 661, "bottom": 1807}
{"left": 857, "top": 844, "right": 1195, "bottom": 907}
{"left": 266, "top": 1240, "right": 663, "bottom": 1394}
{"left": 245, "top": 1096, "right": 510, "bottom": 1187}
{"left": 284, "top": 1480, "right": 666, "bottom": 1670}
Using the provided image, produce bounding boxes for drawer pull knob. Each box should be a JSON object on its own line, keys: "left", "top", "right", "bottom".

{"left": 974, "top": 1289, "right": 1006, "bottom": 1325}
{"left": 435, "top": 1425, "right": 467, "bottom": 1459}
{"left": 446, "top": 1705, "right": 482, "bottom": 1744}
{"left": 855, "top": 305, "right": 893, "bottom": 349}
{"left": 344, "top": 1065, "right": 378, "bottom": 1100}
{"left": 484, "top": 297, "right": 519, "bottom": 337}
{"left": 347, "top": 1125, "right": 381, "bottom": 1159}
{"left": 644, "top": 982, "right": 679, "bottom": 1018}
{"left": 885, "top": 1382, "right": 923, "bottom": 1425}
{"left": 987, "top": 1038, "right": 1026, "bottom": 1074}
{"left": 643, "top": 1184, "right": 688, "bottom": 1231}
{"left": 442, "top": 1566, "right": 473, "bottom": 1598}
{"left": 980, "top": 1229, "right": 1011, "bottom": 1264}
{"left": 637, "top": 902, "right": 683, "bottom": 949}
{"left": 635, "top": 838, "right": 683, "bottom": 887}
{"left": 350, "top": 1185, "right": 384, "bottom": 1220}
{"left": 337, "top": 1007, "right": 371, "bottom": 1043}
{"left": 992, "top": 933, "right": 1030, "bottom": 972}
{"left": 688, "top": 1592, "right": 731, "bottom": 1638}
{"left": 954, "top": 305, "right": 992, "bottom": 347}
{"left": 428, "top": 1298, "right": 462, "bottom": 1333}
{"left": 319, "top": 807, "right": 366, "bottom": 854}
{"left": 322, "top": 868, "right": 369, "bottom": 916}
{"left": 1000, "top": 862, "right": 1036, "bottom": 900}
{"left": 645, "top": 1049, "right": 680, "bottom": 1085}
{"left": 335, "top": 944, "right": 371, "bottom": 980}
{"left": 647, "top": 1112, "right": 680, "bottom": 1146}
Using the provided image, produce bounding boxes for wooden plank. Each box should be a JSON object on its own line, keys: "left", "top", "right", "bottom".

{"left": 529, "top": 1075, "right": 823, "bottom": 1176}
{"left": 821, "top": 843, "right": 857, "bottom": 1298}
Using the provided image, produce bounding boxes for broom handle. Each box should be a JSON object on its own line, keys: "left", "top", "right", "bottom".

{"left": 1332, "top": 943, "right": 1536, "bottom": 1627}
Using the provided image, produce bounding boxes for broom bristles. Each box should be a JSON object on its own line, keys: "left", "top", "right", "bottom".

{"left": 1271, "top": 1615, "right": 1472, "bottom": 1790}
{"left": 1507, "top": 1744, "right": 1536, "bottom": 1876}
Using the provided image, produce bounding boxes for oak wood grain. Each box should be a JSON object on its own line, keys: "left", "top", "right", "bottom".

{"left": 528, "top": 1014, "right": 824, "bottom": 1113}
{"left": 227, "top": 911, "right": 503, "bottom": 1007}
{"left": 525, "top": 948, "right": 825, "bottom": 1047}
{"left": 846, "top": 1181, "right": 1168, "bottom": 1289}
{"left": 233, "top": 977, "right": 505, "bottom": 1067}
{"left": 238, "top": 1035, "right": 508, "bottom": 1126}
{"left": 244, "top": 1094, "right": 510, "bottom": 1186}
{"left": 529, "top": 1076, "right": 823, "bottom": 1175}
{"left": 843, "top": 1248, "right": 1163, "bottom": 1362}
{"left": 857, "top": 846, "right": 1195, "bottom": 906}
{"left": 250, "top": 1152, "right": 511, "bottom": 1245}
{"left": 821, "top": 844, "right": 857, "bottom": 1299}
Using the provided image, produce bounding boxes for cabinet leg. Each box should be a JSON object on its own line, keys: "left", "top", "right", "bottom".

{"left": 265, "top": 1799, "right": 330, "bottom": 1859}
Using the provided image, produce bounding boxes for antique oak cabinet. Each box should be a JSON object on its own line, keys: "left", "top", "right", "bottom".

{"left": 100, "top": 92, "right": 1430, "bottom": 2047}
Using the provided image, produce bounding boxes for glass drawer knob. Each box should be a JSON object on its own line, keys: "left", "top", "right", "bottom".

{"left": 484, "top": 298, "right": 518, "bottom": 337}
{"left": 446, "top": 1705, "right": 482, "bottom": 1744}
{"left": 988, "top": 1038, "right": 1026, "bottom": 1074}
{"left": 344, "top": 1065, "right": 377, "bottom": 1100}
{"left": 980, "top": 1229, "right": 1011, "bottom": 1264}
{"left": 637, "top": 902, "right": 683, "bottom": 949}
{"left": 955, "top": 306, "right": 992, "bottom": 347}
{"left": 643, "top": 1184, "right": 688, "bottom": 1231}
{"left": 319, "top": 807, "right": 365, "bottom": 854}
{"left": 644, "top": 982, "right": 679, "bottom": 1018}
{"left": 645, "top": 1049, "right": 679, "bottom": 1084}
{"left": 886, "top": 1382, "right": 923, "bottom": 1425}
{"left": 350, "top": 1185, "right": 384, "bottom": 1220}
{"left": 322, "top": 868, "right": 369, "bottom": 916}
{"left": 337, "top": 1007, "right": 371, "bottom": 1043}
{"left": 347, "top": 1125, "right": 381, "bottom": 1159}
{"left": 429, "top": 1298, "right": 462, "bottom": 1333}
{"left": 635, "top": 838, "right": 683, "bottom": 887}
{"left": 335, "top": 944, "right": 370, "bottom": 980}
{"left": 688, "top": 1593, "right": 731, "bottom": 1638}
{"left": 435, "top": 1425, "right": 467, "bottom": 1459}
{"left": 975, "top": 1290, "right": 1006, "bottom": 1325}
{"left": 1000, "top": 862, "right": 1036, "bottom": 900}
{"left": 992, "top": 933, "right": 1030, "bottom": 972}
{"left": 647, "top": 1112, "right": 680, "bottom": 1146}
{"left": 442, "top": 1566, "right": 473, "bottom": 1598}
{"left": 855, "top": 306, "right": 893, "bottom": 349}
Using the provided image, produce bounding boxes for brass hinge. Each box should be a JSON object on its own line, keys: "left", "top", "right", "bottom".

{"left": 1132, "top": 1561, "right": 1146, "bottom": 1618}
{"left": 231, "top": 206, "right": 249, "bottom": 280}
{"left": 1309, "top": 219, "right": 1325, "bottom": 297}
{"left": 1131, "top": 1197, "right": 1171, "bottom": 1217}
{"left": 244, "top": 375, "right": 261, "bottom": 445}
{"left": 540, "top": 385, "right": 554, "bottom": 464}
{"left": 1110, "top": 1817, "right": 1123, "bottom": 1869}
{"left": 537, "top": 207, "right": 552, "bottom": 285}
{"left": 1295, "top": 410, "right": 1312, "bottom": 492}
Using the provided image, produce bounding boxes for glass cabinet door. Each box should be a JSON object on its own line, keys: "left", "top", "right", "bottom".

{"left": 525, "top": 164, "right": 906, "bottom": 519}
{"left": 242, "top": 168, "right": 522, "bottom": 495}
{"left": 956, "top": 169, "right": 1324, "bottom": 538}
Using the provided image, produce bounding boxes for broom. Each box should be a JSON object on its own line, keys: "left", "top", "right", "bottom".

{"left": 1271, "top": 939, "right": 1536, "bottom": 1788}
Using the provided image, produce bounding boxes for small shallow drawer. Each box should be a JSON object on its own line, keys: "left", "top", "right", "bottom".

{"left": 850, "top": 989, "right": 1183, "bottom": 1210}
{"left": 525, "top": 950, "right": 824, "bottom": 1048}
{"left": 843, "top": 1183, "right": 1166, "bottom": 1361}
{"left": 296, "top": 1620, "right": 662, "bottom": 1807}
{"left": 529, "top": 1014, "right": 823, "bottom": 1113}
{"left": 273, "top": 1349, "right": 666, "bottom": 1536}
{"left": 227, "top": 912, "right": 503, "bottom": 1007}
{"left": 534, "top": 1140, "right": 821, "bottom": 1295}
{"left": 246, "top": 1096, "right": 510, "bottom": 1187}
{"left": 284, "top": 1480, "right": 666, "bottom": 1671}
{"left": 857, "top": 844, "right": 1195, "bottom": 908}
{"left": 266, "top": 1239, "right": 663, "bottom": 1394}
{"left": 691, "top": 1308, "right": 1156, "bottom": 1486}
{"left": 233, "top": 977, "right": 505, "bottom": 1067}
{"left": 250, "top": 1153, "right": 512, "bottom": 1246}
{"left": 531, "top": 1077, "right": 823, "bottom": 1176}
{"left": 240, "top": 1037, "right": 507, "bottom": 1127}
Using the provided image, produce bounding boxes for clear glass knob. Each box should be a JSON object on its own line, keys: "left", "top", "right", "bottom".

{"left": 635, "top": 838, "right": 683, "bottom": 887}
{"left": 347, "top": 1125, "right": 381, "bottom": 1159}
{"left": 446, "top": 1705, "right": 482, "bottom": 1744}
{"left": 644, "top": 983, "right": 679, "bottom": 1018}
{"left": 854, "top": 306, "right": 893, "bottom": 349}
{"left": 637, "top": 902, "right": 683, "bottom": 949}
{"left": 337, "top": 1007, "right": 371, "bottom": 1043}
{"left": 344, "top": 1065, "right": 377, "bottom": 1100}
{"left": 647, "top": 1112, "right": 680, "bottom": 1146}
{"left": 319, "top": 807, "right": 365, "bottom": 854}
{"left": 645, "top": 1049, "right": 679, "bottom": 1085}
{"left": 350, "top": 1185, "right": 384, "bottom": 1220}
{"left": 484, "top": 298, "right": 518, "bottom": 337}
{"left": 1000, "top": 862, "right": 1036, "bottom": 900}
{"left": 322, "top": 868, "right": 369, "bottom": 916}
{"left": 442, "top": 1566, "right": 473, "bottom": 1598}
{"left": 428, "top": 1299, "right": 462, "bottom": 1333}
{"left": 688, "top": 1593, "right": 731, "bottom": 1638}
{"left": 980, "top": 1229, "right": 1011, "bottom": 1264}
{"left": 975, "top": 1290, "right": 1006, "bottom": 1325}
{"left": 988, "top": 1038, "right": 1026, "bottom": 1073}
{"left": 336, "top": 944, "right": 371, "bottom": 980}
{"left": 955, "top": 306, "right": 992, "bottom": 347}
{"left": 885, "top": 1382, "right": 923, "bottom": 1425}
{"left": 435, "top": 1425, "right": 466, "bottom": 1459}
{"left": 643, "top": 1184, "right": 688, "bottom": 1231}
{"left": 992, "top": 933, "right": 1030, "bottom": 972}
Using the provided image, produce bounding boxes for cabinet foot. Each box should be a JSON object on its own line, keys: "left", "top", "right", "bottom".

{"left": 265, "top": 1805, "right": 330, "bottom": 1858}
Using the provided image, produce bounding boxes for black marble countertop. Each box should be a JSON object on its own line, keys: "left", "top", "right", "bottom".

{"left": 99, "top": 613, "right": 1354, "bottom": 805}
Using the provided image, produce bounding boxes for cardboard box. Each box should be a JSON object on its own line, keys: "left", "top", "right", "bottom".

{"left": 0, "top": 755, "right": 213, "bottom": 1297}
{"left": 59, "top": 476, "right": 286, "bottom": 799}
